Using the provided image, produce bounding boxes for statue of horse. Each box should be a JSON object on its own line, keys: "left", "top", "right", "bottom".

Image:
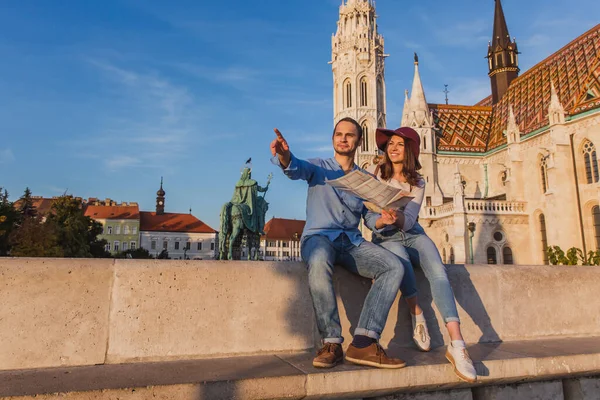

{"left": 219, "top": 202, "right": 261, "bottom": 260}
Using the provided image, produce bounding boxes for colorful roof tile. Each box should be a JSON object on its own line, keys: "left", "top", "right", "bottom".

{"left": 430, "top": 105, "right": 492, "bottom": 153}
{"left": 139, "top": 211, "right": 216, "bottom": 234}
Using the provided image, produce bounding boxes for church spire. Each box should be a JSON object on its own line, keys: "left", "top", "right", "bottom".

{"left": 407, "top": 53, "right": 431, "bottom": 128}
{"left": 156, "top": 177, "right": 165, "bottom": 215}
{"left": 487, "top": 0, "right": 519, "bottom": 104}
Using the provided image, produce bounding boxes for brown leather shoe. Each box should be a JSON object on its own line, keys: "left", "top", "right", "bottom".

{"left": 312, "top": 343, "right": 344, "bottom": 368}
{"left": 345, "top": 343, "right": 406, "bottom": 369}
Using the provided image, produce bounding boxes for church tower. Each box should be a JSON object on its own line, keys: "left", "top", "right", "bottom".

{"left": 331, "top": 0, "right": 387, "bottom": 169}
{"left": 156, "top": 177, "right": 165, "bottom": 215}
{"left": 487, "top": 0, "right": 519, "bottom": 104}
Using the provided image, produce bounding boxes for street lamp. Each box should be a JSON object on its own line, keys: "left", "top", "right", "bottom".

{"left": 468, "top": 222, "right": 476, "bottom": 264}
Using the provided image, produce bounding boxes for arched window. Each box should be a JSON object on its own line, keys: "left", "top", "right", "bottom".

{"left": 487, "top": 247, "right": 497, "bottom": 264}
{"left": 583, "top": 141, "right": 599, "bottom": 184}
{"left": 442, "top": 248, "right": 447, "bottom": 264}
{"left": 376, "top": 77, "right": 384, "bottom": 111}
{"left": 449, "top": 247, "right": 455, "bottom": 264}
{"left": 360, "top": 77, "right": 368, "bottom": 107}
{"left": 593, "top": 206, "right": 600, "bottom": 250}
{"left": 503, "top": 247, "right": 513, "bottom": 265}
{"left": 539, "top": 213, "right": 548, "bottom": 264}
{"left": 540, "top": 155, "right": 549, "bottom": 193}
{"left": 361, "top": 122, "right": 369, "bottom": 152}
{"left": 344, "top": 79, "right": 352, "bottom": 108}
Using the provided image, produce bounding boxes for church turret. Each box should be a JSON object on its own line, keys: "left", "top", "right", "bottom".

{"left": 156, "top": 177, "right": 165, "bottom": 215}
{"left": 331, "top": 0, "right": 387, "bottom": 169}
{"left": 487, "top": 0, "right": 519, "bottom": 104}
{"left": 406, "top": 53, "right": 432, "bottom": 130}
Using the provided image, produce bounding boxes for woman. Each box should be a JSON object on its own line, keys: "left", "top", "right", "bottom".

{"left": 368, "top": 126, "right": 477, "bottom": 383}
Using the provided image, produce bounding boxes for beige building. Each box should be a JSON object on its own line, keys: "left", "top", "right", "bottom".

{"left": 260, "top": 218, "right": 305, "bottom": 261}
{"left": 333, "top": 0, "right": 600, "bottom": 264}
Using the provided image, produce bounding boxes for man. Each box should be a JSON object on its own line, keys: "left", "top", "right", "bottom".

{"left": 270, "top": 117, "right": 410, "bottom": 369}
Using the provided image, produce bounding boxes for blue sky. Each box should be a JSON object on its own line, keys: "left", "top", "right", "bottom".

{"left": 1, "top": 0, "right": 598, "bottom": 229}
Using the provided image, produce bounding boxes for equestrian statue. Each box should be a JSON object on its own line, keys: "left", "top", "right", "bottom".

{"left": 219, "top": 162, "right": 271, "bottom": 260}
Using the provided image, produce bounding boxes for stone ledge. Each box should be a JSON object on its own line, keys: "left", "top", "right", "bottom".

{"left": 2, "top": 337, "right": 600, "bottom": 400}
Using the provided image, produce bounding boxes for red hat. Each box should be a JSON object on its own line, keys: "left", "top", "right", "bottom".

{"left": 375, "top": 127, "right": 421, "bottom": 159}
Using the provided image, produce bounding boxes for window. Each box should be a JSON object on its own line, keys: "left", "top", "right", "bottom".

{"left": 151, "top": 240, "right": 156, "bottom": 250}
{"left": 107, "top": 226, "right": 113, "bottom": 235}
{"left": 124, "top": 226, "right": 130, "bottom": 235}
{"left": 115, "top": 226, "right": 121, "bottom": 235}
{"left": 211, "top": 242, "right": 215, "bottom": 250}
{"left": 266, "top": 251, "right": 276, "bottom": 257}
{"left": 487, "top": 247, "right": 497, "bottom": 264}
{"left": 376, "top": 77, "right": 384, "bottom": 111}
{"left": 174, "top": 241, "right": 180, "bottom": 250}
{"left": 185, "top": 242, "right": 191, "bottom": 250}
{"left": 132, "top": 226, "right": 137, "bottom": 234}
{"left": 281, "top": 241, "right": 289, "bottom": 248}
{"left": 503, "top": 247, "right": 513, "bottom": 264}
{"left": 283, "top": 251, "right": 290, "bottom": 257}
{"left": 360, "top": 77, "right": 368, "bottom": 107}
{"left": 449, "top": 247, "right": 455, "bottom": 264}
{"left": 583, "top": 141, "right": 599, "bottom": 184}
{"left": 442, "top": 248, "right": 447, "bottom": 263}
{"left": 493, "top": 231, "right": 504, "bottom": 242}
{"left": 426, "top": 197, "right": 432, "bottom": 207}
{"left": 122, "top": 242, "right": 128, "bottom": 251}
{"left": 540, "top": 155, "right": 549, "bottom": 193}
{"left": 105, "top": 243, "right": 111, "bottom": 252}
{"left": 197, "top": 242, "right": 203, "bottom": 251}
{"left": 593, "top": 206, "right": 600, "bottom": 250}
{"left": 114, "top": 241, "right": 120, "bottom": 252}
{"left": 539, "top": 213, "right": 548, "bottom": 264}
{"left": 361, "top": 123, "right": 369, "bottom": 152}
{"left": 130, "top": 241, "right": 136, "bottom": 250}
{"left": 344, "top": 79, "right": 352, "bottom": 108}
{"left": 163, "top": 241, "right": 168, "bottom": 250}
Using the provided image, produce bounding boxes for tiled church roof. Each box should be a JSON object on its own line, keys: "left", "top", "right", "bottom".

{"left": 430, "top": 105, "right": 492, "bottom": 153}
{"left": 433, "top": 24, "right": 600, "bottom": 153}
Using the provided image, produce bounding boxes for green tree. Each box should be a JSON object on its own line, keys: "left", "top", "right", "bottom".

{"left": 116, "top": 247, "right": 154, "bottom": 259}
{"left": 9, "top": 215, "right": 63, "bottom": 257}
{"left": 17, "top": 187, "right": 36, "bottom": 217}
{"left": 157, "top": 249, "right": 170, "bottom": 259}
{"left": 0, "top": 188, "right": 19, "bottom": 255}
{"left": 45, "top": 195, "right": 110, "bottom": 258}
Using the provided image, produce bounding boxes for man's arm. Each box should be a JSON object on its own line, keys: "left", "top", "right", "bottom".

{"left": 270, "top": 128, "right": 316, "bottom": 182}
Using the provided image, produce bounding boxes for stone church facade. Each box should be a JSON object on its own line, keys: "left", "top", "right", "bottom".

{"left": 332, "top": 0, "right": 600, "bottom": 264}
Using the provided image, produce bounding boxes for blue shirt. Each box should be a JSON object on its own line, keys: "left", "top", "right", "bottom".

{"left": 272, "top": 153, "right": 379, "bottom": 246}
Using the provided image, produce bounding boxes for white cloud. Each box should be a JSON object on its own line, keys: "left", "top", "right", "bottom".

{"left": 105, "top": 155, "right": 142, "bottom": 170}
{"left": 0, "top": 148, "right": 15, "bottom": 163}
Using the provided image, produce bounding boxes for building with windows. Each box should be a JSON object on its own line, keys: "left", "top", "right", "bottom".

{"left": 333, "top": 0, "right": 600, "bottom": 264}
{"left": 84, "top": 201, "right": 140, "bottom": 255}
{"left": 139, "top": 179, "right": 217, "bottom": 259}
{"left": 259, "top": 218, "right": 305, "bottom": 261}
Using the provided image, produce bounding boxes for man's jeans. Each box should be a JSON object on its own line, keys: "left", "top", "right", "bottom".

{"left": 372, "top": 223, "right": 460, "bottom": 324}
{"left": 301, "top": 233, "right": 408, "bottom": 343}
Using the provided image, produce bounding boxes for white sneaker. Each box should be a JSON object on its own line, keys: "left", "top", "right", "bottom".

{"left": 445, "top": 342, "right": 477, "bottom": 383}
{"left": 411, "top": 314, "right": 431, "bottom": 352}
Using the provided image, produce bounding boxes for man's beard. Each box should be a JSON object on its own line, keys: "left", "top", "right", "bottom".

{"left": 334, "top": 145, "right": 356, "bottom": 157}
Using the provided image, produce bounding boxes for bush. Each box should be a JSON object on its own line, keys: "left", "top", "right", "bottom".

{"left": 547, "top": 245, "right": 600, "bottom": 266}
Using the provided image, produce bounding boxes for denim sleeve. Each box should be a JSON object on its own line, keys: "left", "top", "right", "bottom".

{"left": 362, "top": 207, "right": 386, "bottom": 233}
{"left": 271, "top": 153, "right": 315, "bottom": 182}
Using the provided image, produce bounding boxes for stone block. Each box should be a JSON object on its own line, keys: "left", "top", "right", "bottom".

{"left": 0, "top": 258, "right": 114, "bottom": 370}
{"left": 472, "top": 380, "right": 563, "bottom": 400}
{"left": 106, "top": 260, "right": 315, "bottom": 362}
{"left": 370, "top": 388, "right": 472, "bottom": 400}
{"left": 564, "top": 377, "right": 600, "bottom": 400}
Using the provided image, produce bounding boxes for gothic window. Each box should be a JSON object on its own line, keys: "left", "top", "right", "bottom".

{"left": 539, "top": 213, "right": 548, "bottom": 264}
{"left": 583, "top": 141, "right": 599, "bottom": 184}
{"left": 449, "top": 247, "right": 455, "bottom": 264}
{"left": 496, "top": 53, "right": 504, "bottom": 68}
{"left": 361, "top": 122, "right": 369, "bottom": 151}
{"left": 593, "top": 206, "right": 600, "bottom": 250}
{"left": 344, "top": 79, "right": 352, "bottom": 108}
{"left": 376, "top": 77, "right": 384, "bottom": 111}
{"left": 360, "top": 77, "right": 368, "bottom": 107}
{"left": 487, "top": 247, "right": 497, "bottom": 264}
{"left": 442, "top": 248, "right": 447, "bottom": 264}
{"left": 540, "top": 155, "right": 549, "bottom": 193}
{"left": 503, "top": 247, "right": 513, "bottom": 264}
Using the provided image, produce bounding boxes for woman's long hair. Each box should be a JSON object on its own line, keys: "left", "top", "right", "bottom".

{"left": 379, "top": 136, "right": 422, "bottom": 186}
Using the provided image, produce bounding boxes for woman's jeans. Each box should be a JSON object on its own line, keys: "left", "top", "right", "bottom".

{"left": 301, "top": 233, "right": 409, "bottom": 343}
{"left": 372, "top": 223, "right": 460, "bottom": 324}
